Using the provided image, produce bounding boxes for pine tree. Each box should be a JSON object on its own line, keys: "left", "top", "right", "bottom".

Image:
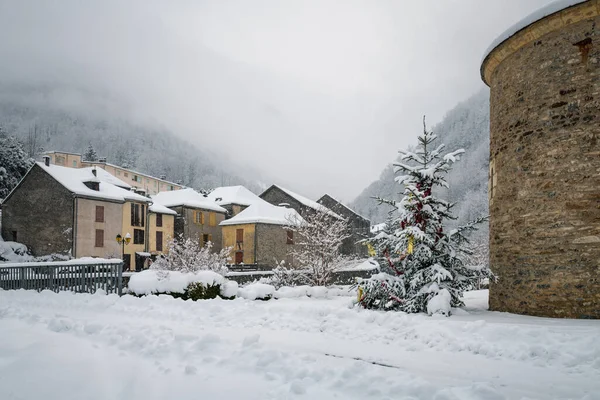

{"left": 0, "top": 130, "right": 34, "bottom": 200}
{"left": 83, "top": 144, "right": 98, "bottom": 161}
{"left": 358, "top": 118, "right": 492, "bottom": 315}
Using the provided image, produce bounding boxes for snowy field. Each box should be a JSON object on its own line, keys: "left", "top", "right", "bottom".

{"left": 0, "top": 289, "right": 598, "bottom": 400}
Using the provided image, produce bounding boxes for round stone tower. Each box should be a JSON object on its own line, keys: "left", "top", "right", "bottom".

{"left": 481, "top": 0, "right": 600, "bottom": 318}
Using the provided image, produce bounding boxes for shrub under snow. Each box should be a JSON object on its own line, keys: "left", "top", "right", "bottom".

{"left": 150, "top": 237, "right": 231, "bottom": 275}
{"left": 128, "top": 270, "right": 231, "bottom": 300}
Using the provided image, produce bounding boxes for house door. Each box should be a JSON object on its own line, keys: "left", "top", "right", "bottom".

{"left": 235, "top": 251, "right": 243, "bottom": 264}
{"left": 135, "top": 253, "right": 146, "bottom": 271}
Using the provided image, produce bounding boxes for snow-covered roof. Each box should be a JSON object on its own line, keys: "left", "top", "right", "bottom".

{"left": 38, "top": 162, "right": 150, "bottom": 203}
{"left": 152, "top": 188, "right": 227, "bottom": 213}
{"left": 268, "top": 185, "right": 342, "bottom": 219}
{"left": 149, "top": 202, "right": 177, "bottom": 215}
{"left": 207, "top": 185, "right": 263, "bottom": 207}
{"left": 482, "top": 0, "right": 588, "bottom": 65}
{"left": 319, "top": 194, "right": 370, "bottom": 222}
{"left": 92, "top": 168, "right": 131, "bottom": 189}
{"left": 220, "top": 201, "right": 304, "bottom": 226}
{"left": 85, "top": 161, "right": 183, "bottom": 188}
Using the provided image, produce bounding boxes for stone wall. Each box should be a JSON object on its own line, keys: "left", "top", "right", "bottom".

{"left": 1, "top": 164, "right": 74, "bottom": 256}
{"left": 485, "top": 8, "right": 600, "bottom": 318}
{"left": 260, "top": 186, "right": 308, "bottom": 216}
{"left": 255, "top": 223, "right": 296, "bottom": 268}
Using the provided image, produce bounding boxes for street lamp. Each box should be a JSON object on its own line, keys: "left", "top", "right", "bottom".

{"left": 116, "top": 233, "right": 131, "bottom": 269}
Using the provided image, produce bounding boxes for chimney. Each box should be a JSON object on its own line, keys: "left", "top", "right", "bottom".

{"left": 98, "top": 157, "right": 107, "bottom": 163}
{"left": 160, "top": 175, "right": 166, "bottom": 180}
{"left": 92, "top": 167, "right": 97, "bottom": 177}
{"left": 43, "top": 155, "right": 51, "bottom": 167}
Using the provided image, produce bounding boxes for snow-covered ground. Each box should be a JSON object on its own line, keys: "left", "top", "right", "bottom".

{"left": 0, "top": 289, "right": 598, "bottom": 400}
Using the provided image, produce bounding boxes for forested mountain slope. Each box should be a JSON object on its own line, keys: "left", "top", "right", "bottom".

{"left": 351, "top": 89, "right": 490, "bottom": 234}
{"left": 0, "top": 84, "right": 266, "bottom": 193}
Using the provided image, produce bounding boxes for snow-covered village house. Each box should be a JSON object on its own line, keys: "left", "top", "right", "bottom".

{"left": 152, "top": 188, "right": 228, "bottom": 251}
{"left": 206, "top": 185, "right": 265, "bottom": 218}
{"left": 220, "top": 201, "right": 304, "bottom": 267}
{"left": 317, "top": 194, "right": 371, "bottom": 256}
{"left": 43, "top": 150, "right": 184, "bottom": 195}
{"left": 0, "top": 158, "right": 174, "bottom": 269}
{"left": 260, "top": 184, "right": 370, "bottom": 256}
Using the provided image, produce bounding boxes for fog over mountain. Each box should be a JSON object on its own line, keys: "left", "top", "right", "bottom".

{"left": 0, "top": 0, "right": 551, "bottom": 200}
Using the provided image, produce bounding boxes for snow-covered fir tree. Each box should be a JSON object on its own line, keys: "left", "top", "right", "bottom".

{"left": 284, "top": 210, "right": 351, "bottom": 286}
{"left": 358, "top": 118, "right": 491, "bottom": 315}
{"left": 83, "top": 144, "right": 98, "bottom": 161}
{"left": 151, "top": 236, "right": 231, "bottom": 276}
{"left": 0, "top": 128, "right": 34, "bottom": 200}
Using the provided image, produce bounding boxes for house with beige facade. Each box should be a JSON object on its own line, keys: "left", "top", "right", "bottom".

{"left": 152, "top": 188, "right": 228, "bottom": 250}
{"left": 1, "top": 158, "right": 176, "bottom": 271}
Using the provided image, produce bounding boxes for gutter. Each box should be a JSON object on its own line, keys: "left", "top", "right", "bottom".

{"left": 72, "top": 196, "right": 78, "bottom": 258}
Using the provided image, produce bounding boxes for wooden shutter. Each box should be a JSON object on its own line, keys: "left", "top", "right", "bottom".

{"left": 156, "top": 214, "right": 163, "bottom": 227}
{"left": 236, "top": 229, "right": 244, "bottom": 243}
{"left": 209, "top": 212, "right": 216, "bottom": 226}
{"left": 95, "top": 205, "right": 104, "bottom": 222}
{"left": 95, "top": 229, "right": 104, "bottom": 247}
{"left": 156, "top": 231, "right": 163, "bottom": 251}
{"left": 141, "top": 205, "right": 145, "bottom": 227}
{"left": 131, "top": 203, "right": 135, "bottom": 225}
{"left": 287, "top": 230, "right": 294, "bottom": 244}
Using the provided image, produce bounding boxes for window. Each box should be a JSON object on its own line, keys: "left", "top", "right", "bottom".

{"left": 117, "top": 170, "right": 121, "bottom": 176}
{"left": 146, "top": 178, "right": 150, "bottom": 183}
{"left": 72, "top": 160, "right": 77, "bottom": 167}
{"left": 156, "top": 214, "right": 163, "bottom": 227}
{"left": 156, "top": 231, "right": 163, "bottom": 252}
{"left": 56, "top": 155, "right": 65, "bottom": 165}
{"left": 287, "top": 230, "right": 294, "bottom": 245}
{"left": 194, "top": 211, "right": 204, "bottom": 225}
{"left": 134, "top": 229, "right": 144, "bottom": 245}
{"left": 169, "top": 185, "right": 174, "bottom": 191}
{"left": 124, "top": 172, "right": 129, "bottom": 178}
{"left": 95, "top": 205, "right": 104, "bottom": 223}
{"left": 154, "top": 181, "right": 157, "bottom": 187}
{"left": 209, "top": 212, "right": 216, "bottom": 227}
{"left": 95, "top": 229, "right": 104, "bottom": 247}
{"left": 12, "top": 231, "right": 17, "bottom": 242}
{"left": 236, "top": 229, "right": 244, "bottom": 243}
{"left": 131, "top": 203, "right": 145, "bottom": 227}
{"left": 133, "top": 175, "right": 138, "bottom": 182}
{"left": 203, "top": 234, "right": 212, "bottom": 245}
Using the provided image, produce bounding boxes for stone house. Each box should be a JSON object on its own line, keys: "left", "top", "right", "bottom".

{"left": 152, "top": 188, "right": 227, "bottom": 250}
{"left": 318, "top": 194, "right": 371, "bottom": 256}
{"left": 220, "top": 201, "right": 303, "bottom": 268}
{"left": 260, "top": 184, "right": 341, "bottom": 219}
{"left": 207, "top": 185, "right": 264, "bottom": 218}
{"left": 1, "top": 159, "right": 150, "bottom": 261}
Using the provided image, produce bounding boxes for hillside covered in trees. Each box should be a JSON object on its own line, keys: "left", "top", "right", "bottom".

{"left": 351, "top": 89, "right": 490, "bottom": 238}
{"left": 0, "top": 84, "right": 267, "bottom": 193}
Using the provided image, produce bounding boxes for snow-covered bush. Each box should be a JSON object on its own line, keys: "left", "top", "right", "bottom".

{"left": 128, "top": 269, "right": 235, "bottom": 300}
{"left": 151, "top": 236, "right": 231, "bottom": 275}
{"left": 238, "top": 283, "right": 275, "bottom": 301}
{"left": 358, "top": 118, "right": 493, "bottom": 315}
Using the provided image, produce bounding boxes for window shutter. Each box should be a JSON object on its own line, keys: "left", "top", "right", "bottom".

{"left": 236, "top": 229, "right": 244, "bottom": 243}
{"left": 156, "top": 214, "right": 163, "bottom": 227}
{"left": 95, "top": 229, "right": 104, "bottom": 247}
{"left": 95, "top": 206, "right": 104, "bottom": 223}
{"left": 287, "top": 230, "right": 294, "bottom": 245}
{"left": 156, "top": 231, "right": 163, "bottom": 251}
{"left": 141, "top": 205, "right": 145, "bottom": 227}
{"left": 131, "top": 203, "right": 135, "bottom": 226}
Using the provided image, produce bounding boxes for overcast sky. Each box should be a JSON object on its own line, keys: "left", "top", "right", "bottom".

{"left": 0, "top": 0, "right": 552, "bottom": 201}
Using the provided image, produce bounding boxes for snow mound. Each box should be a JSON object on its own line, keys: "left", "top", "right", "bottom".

{"left": 238, "top": 283, "right": 275, "bottom": 300}
{"left": 427, "top": 287, "right": 452, "bottom": 317}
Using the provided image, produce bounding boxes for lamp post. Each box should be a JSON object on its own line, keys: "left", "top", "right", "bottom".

{"left": 116, "top": 233, "right": 131, "bottom": 270}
